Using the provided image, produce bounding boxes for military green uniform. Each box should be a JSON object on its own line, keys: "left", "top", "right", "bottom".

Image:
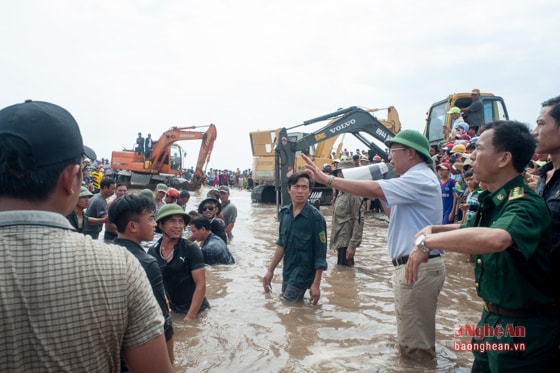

{"left": 276, "top": 201, "right": 328, "bottom": 291}
{"left": 461, "top": 175, "right": 560, "bottom": 372}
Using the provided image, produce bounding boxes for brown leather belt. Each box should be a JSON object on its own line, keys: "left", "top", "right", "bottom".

{"left": 392, "top": 254, "right": 440, "bottom": 267}
{"left": 484, "top": 302, "right": 558, "bottom": 318}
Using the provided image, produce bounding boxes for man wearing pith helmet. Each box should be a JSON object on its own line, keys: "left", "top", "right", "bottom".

{"left": 148, "top": 204, "right": 209, "bottom": 320}
{"left": 302, "top": 129, "right": 444, "bottom": 360}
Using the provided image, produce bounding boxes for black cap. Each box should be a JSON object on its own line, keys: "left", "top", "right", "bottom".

{"left": 198, "top": 198, "right": 221, "bottom": 214}
{"left": 0, "top": 100, "right": 96, "bottom": 167}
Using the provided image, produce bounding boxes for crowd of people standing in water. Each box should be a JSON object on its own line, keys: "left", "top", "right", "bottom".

{"left": 1, "top": 91, "right": 560, "bottom": 372}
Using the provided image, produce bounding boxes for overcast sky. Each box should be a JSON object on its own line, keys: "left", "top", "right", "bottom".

{"left": 2, "top": 0, "right": 559, "bottom": 171}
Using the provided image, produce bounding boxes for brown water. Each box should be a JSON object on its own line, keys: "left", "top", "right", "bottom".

{"left": 170, "top": 187, "right": 484, "bottom": 372}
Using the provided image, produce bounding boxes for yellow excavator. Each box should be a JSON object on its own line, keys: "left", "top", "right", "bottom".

{"left": 424, "top": 92, "right": 509, "bottom": 146}
{"left": 249, "top": 106, "right": 401, "bottom": 206}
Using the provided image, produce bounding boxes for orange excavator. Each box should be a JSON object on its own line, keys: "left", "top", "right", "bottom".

{"left": 111, "top": 124, "right": 217, "bottom": 190}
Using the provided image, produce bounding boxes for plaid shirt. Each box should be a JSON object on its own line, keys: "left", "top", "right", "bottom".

{"left": 201, "top": 232, "right": 235, "bottom": 265}
{"left": 0, "top": 210, "right": 163, "bottom": 372}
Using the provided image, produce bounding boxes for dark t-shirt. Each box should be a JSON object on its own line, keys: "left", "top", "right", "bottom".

{"left": 148, "top": 238, "right": 207, "bottom": 310}
{"left": 113, "top": 238, "right": 173, "bottom": 341}
{"left": 83, "top": 194, "right": 107, "bottom": 238}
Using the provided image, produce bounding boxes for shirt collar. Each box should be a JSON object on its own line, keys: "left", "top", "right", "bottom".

{"left": 0, "top": 210, "right": 75, "bottom": 230}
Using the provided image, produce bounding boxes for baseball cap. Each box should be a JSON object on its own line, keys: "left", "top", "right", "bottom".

{"left": 219, "top": 185, "right": 230, "bottom": 194}
{"left": 471, "top": 89, "right": 480, "bottom": 95}
{"left": 207, "top": 189, "right": 221, "bottom": 200}
{"left": 156, "top": 183, "right": 168, "bottom": 192}
{"left": 450, "top": 144, "right": 466, "bottom": 154}
{"left": 457, "top": 122, "right": 469, "bottom": 132}
{"left": 447, "top": 107, "right": 461, "bottom": 115}
{"left": 437, "top": 162, "right": 451, "bottom": 170}
{"left": 0, "top": 100, "right": 96, "bottom": 167}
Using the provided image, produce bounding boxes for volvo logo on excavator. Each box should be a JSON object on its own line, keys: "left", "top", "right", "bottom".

{"left": 329, "top": 118, "right": 356, "bottom": 134}
{"left": 376, "top": 128, "right": 389, "bottom": 139}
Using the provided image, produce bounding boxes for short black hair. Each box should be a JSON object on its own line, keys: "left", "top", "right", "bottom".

{"left": 483, "top": 120, "right": 536, "bottom": 173}
{"left": 180, "top": 190, "right": 190, "bottom": 199}
{"left": 109, "top": 194, "right": 155, "bottom": 233}
{"left": 189, "top": 216, "right": 211, "bottom": 230}
{"left": 287, "top": 172, "right": 315, "bottom": 189}
{"left": 541, "top": 95, "right": 560, "bottom": 128}
{"left": 100, "top": 177, "right": 115, "bottom": 190}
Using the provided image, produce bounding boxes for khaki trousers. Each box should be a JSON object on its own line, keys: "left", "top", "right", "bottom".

{"left": 392, "top": 256, "right": 445, "bottom": 359}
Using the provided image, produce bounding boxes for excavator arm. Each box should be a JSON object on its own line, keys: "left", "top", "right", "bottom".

{"left": 275, "top": 106, "right": 396, "bottom": 206}
{"left": 150, "top": 125, "right": 215, "bottom": 173}
{"left": 192, "top": 123, "right": 217, "bottom": 184}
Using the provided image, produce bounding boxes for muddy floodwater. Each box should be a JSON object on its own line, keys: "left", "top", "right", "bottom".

{"left": 168, "top": 187, "right": 483, "bottom": 372}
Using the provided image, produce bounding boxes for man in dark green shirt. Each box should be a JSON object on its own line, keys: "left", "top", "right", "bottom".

{"left": 406, "top": 120, "right": 559, "bottom": 372}
{"left": 263, "top": 172, "right": 328, "bottom": 304}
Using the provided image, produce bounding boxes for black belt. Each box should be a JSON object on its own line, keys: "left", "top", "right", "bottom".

{"left": 484, "top": 302, "right": 559, "bottom": 318}
{"left": 392, "top": 254, "right": 441, "bottom": 267}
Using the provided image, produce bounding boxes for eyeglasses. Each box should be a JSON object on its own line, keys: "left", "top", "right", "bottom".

{"left": 389, "top": 147, "right": 408, "bottom": 155}
{"left": 202, "top": 206, "right": 215, "bottom": 211}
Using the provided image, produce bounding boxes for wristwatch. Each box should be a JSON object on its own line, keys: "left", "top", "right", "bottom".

{"left": 415, "top": 234, "right": 430, "bottom": 253}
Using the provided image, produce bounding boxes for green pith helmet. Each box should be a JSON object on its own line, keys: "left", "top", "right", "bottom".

{"left": 79, "top": 186, "right": 93, "bottom": 197}
{"left": 385, "top": 129, "right": 432, "bottom": 164}
{"left": 156, "top": 203, "right": 191, "bottom": 225}
{"left": 139, "top": 189, "right": 155, "bottom": 199}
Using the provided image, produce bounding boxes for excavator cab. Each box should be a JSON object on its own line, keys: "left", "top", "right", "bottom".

{"left": 425, "top": 93, "right": 509, "bottom": 146}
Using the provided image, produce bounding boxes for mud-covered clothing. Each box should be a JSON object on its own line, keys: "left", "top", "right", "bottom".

{"left": 330, "top": 191, "right": 363, "bottom": 266}
{"left": 0, "top": 210, "right": 164, "bottom": 372}
{"left": 201, "top": 232, "right": 235, "bottom": 265}
{"left": 113, "top": 238, "right": 173, "bottom": 341}
{"left": 276, "top": 201, "right": 328, "bottom": 290}
{"left": 330, "top": 192, "right": 363, "bottom": 250}
{"left": 148, "top": 238, "right": 209, "bottom": 314}
{"left": 66, "top": 210, "right": 89, "bottom": 234}
{"left": 83, "top": 193, "right": 107, "bottom": 239}
{"left": 461, "top": 175, "right": 559, "bottom": 370}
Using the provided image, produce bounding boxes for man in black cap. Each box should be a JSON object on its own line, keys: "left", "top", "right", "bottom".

{"left": 0, "top": 100, "right": 172, "bottom": 372}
